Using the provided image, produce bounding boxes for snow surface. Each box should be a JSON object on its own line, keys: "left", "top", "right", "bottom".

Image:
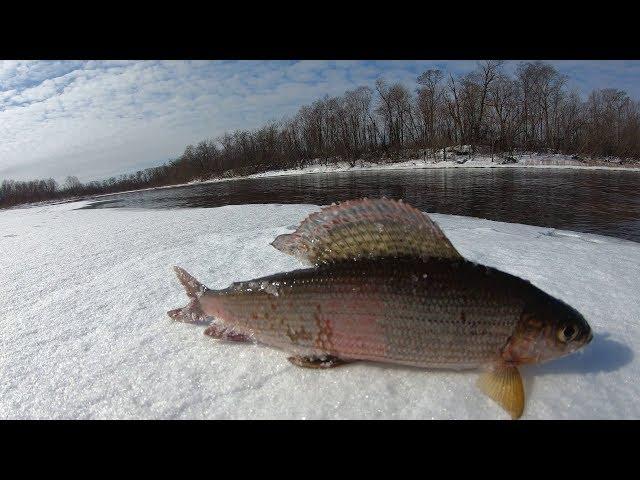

{"left": 1, "top": 201, "right": 638, "bottom": 419}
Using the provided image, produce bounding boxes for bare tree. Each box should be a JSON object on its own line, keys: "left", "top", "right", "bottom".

{"left": 416, "top": 69, "right": 444, "bottom": 157}
{"left": 4, "top": 60, "right": 640, "bottom": 209}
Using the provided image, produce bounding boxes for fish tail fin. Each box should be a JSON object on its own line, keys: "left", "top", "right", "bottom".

{"left": 173, "top": 266, "right": 207, "bottom": 298}
{"left": 168, "top": 266, "right": 209, "bottom": 323}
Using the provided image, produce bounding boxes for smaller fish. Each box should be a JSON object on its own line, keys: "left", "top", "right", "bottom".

{"left": 168, "top": 198, "right": 593, "bottom": 419}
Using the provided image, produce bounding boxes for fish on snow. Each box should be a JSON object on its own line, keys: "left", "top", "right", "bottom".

{"left": 168, "top": 198, "right": 593, "bottom": 419}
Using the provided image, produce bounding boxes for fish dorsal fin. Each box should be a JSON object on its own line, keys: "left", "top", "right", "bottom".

{"left": 271, "top": 198, "right": 462, "bottom": 265}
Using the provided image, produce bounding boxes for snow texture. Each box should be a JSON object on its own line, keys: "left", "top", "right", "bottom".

{"left": 0, "top": 201, "right": 638, "bottom": 419}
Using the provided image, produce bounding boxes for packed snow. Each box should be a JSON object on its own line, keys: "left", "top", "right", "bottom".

{"left": 1, "top": 201, "right": 638, "bottom": 419}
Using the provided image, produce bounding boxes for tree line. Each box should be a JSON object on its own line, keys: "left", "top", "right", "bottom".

{"left": 2, "top": 60, "right": 640, "bottom": 207}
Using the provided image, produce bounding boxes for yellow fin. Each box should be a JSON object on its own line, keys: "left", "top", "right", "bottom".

{"left": 271, "top": 198, "right": 462, "bottom": 265}
{"left": 477, "top": 365, "right": 525, "bottom": 420}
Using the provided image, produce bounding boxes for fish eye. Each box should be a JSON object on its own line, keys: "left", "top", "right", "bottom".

{"left": 558, "top": 324, "right": 578, "bottom": 343}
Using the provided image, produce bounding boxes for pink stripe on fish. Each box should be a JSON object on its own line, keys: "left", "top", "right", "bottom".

{"left": 322, "top": 294, "right": 387, "bottom": 358}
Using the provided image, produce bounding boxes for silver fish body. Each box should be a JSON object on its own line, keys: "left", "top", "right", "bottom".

{"left": 199, "top": 257, "right": 578, "bottom": 369}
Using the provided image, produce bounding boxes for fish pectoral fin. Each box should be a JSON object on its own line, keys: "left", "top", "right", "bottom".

{"left": 477, "top": 364, "right": 525, "bottom": 420}
{"left": 288, "top": 355, "right": 350, "bottom": 369}
{"left": 204, "top": 324, "right": 253, "bottom": 343}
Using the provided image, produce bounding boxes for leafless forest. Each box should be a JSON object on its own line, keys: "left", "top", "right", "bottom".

{"left": 2, "top": 60, "right": 640, "bottom": 207}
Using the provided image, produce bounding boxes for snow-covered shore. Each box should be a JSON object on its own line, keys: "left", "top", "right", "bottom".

{"left": 238, "top": 155, "right": 640, "bottom": 182}
{"left": 1, "top": 202, "right": 638, "bottom": 419}
{"left": 90, "top": 154, "right": 640, "bottom": 199}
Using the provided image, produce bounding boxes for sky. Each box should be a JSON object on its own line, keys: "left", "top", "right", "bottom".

{"left": 1, "top": 60, "right": 639, "bottom": 182}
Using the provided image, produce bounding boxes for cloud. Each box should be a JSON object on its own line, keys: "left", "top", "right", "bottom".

{"left": 0, "top": 60, "right": 638, "bottom": 182}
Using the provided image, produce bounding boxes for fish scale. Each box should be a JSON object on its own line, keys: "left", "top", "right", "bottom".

{"left": 207, "top": 257, "right": 529, "bottom": 368}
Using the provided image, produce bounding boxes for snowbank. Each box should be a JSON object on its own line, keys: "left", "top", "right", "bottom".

{"left": 1, "top": 202, "right": 638, "bottom": 419}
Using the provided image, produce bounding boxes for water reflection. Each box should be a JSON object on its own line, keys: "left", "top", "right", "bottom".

{"left": 79, "top": 168, "right": 640, "bottom": 242}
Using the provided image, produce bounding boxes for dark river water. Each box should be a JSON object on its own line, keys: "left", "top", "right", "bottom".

{"left": 80, "top": 168, "right": 640, "bottom": 242}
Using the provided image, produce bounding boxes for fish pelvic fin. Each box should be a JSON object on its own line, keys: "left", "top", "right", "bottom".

{"left": 168, "top": 266, "right": 209, "bottom": 323}
{"left": 477, "top": 364, "right": 525, "bottom": 420}
{"left": 271, "top": 197, "right": 462, "bottom": 266}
